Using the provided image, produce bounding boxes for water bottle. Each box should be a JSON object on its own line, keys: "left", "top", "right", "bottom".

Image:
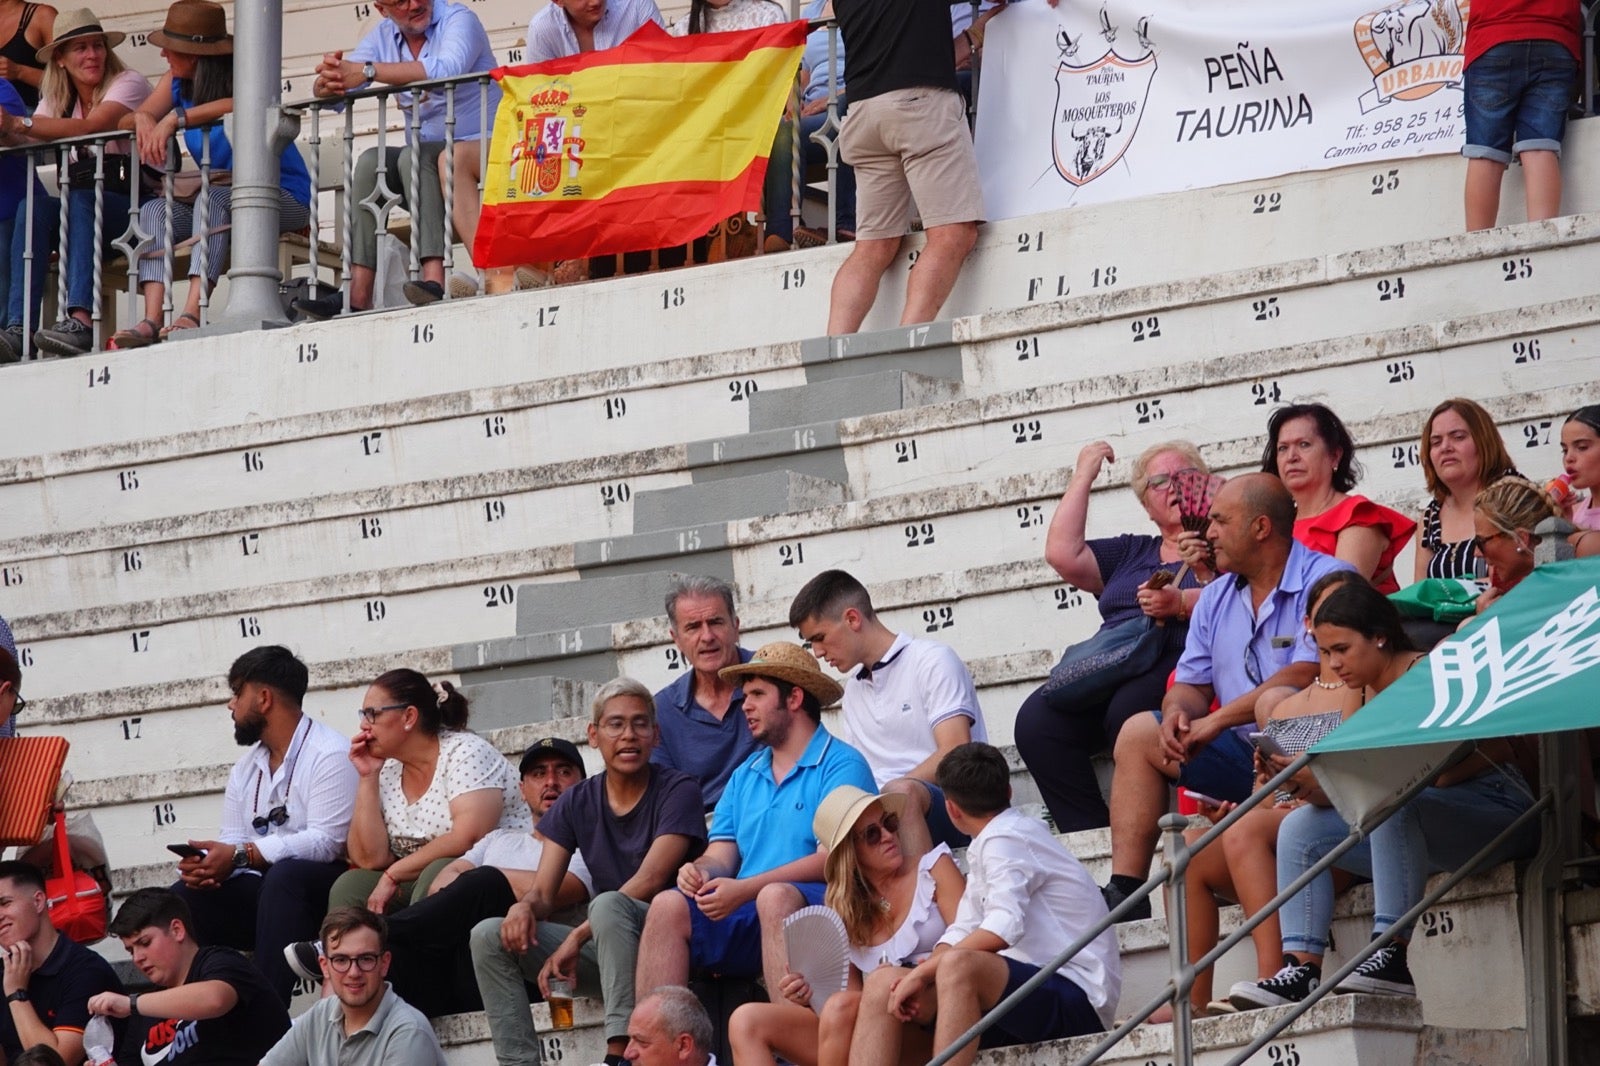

{"left": 84, "top": 1014, "right": 115, "bottom": 1066}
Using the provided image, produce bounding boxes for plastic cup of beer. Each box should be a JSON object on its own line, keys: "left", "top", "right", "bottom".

{"left": 547, "top": 977, "right": 575, "bottom": 1030}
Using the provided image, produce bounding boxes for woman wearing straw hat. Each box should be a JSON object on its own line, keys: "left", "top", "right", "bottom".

{"left": 728, "top": 784, "right": 965, "bottom": 1066}
{"left": 109, "top": 0, "right": 311, "bottom": 348}
{"left": 0, "top": 8, "right": 150, "bottom": 357}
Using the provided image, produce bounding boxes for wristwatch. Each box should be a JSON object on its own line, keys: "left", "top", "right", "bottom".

{"left": 19, "top": 116, "right": 30, "bottom": 130}
{"left": 128, "top": 992, "right": 140, "bottom": 1016}
{"left": 233, "top": 845, "right": 251, "bottom": 870}
{"left": 362, "top": 61, "right": 377, "bottom": 85}
{"left": 6, "top": 990, "right": 28, "bottom": 1003}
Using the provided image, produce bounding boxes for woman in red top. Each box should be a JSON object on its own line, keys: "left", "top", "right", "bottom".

{"left": 1260, "top": 403, "right": 1415, "bottom": 594}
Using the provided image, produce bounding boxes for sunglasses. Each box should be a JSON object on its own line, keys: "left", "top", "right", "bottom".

{"left": 856, "top": 812, "right": 901, "bottom": 846}
{"left": 252, "top": 805, "right": 289, "bottom": 835}
{"left": 1470, "top": 530, "right": 1508, "bottom": 553}
{"left": 7, "top": 691, "right": 23, "bottom": 717}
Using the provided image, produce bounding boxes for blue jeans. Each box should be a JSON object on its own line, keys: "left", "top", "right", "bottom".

{"left": 60, "top": 185, "right": 133, "bottom": 314}
{"left": 765, "top": 106, "right": 857, "bottom": 243}
{"left": 4, "top": 191, "right": 57, "bottom": 329}
{"left": 1277, "top": 769, "right": 1537, "bottom": 956}
{"left": 1463, "top": 39, "right": 1577, "bottom": 164}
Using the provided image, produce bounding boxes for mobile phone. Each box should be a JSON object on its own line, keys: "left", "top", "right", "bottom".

{"left": 1248, "top": 732, "right": 1288, "bottom": 759}
{"left": 1181, "top": 787, "right": 1226, "bottom": 808}
{"left": 166, "top": 843, "right": 206, "bottom": 859}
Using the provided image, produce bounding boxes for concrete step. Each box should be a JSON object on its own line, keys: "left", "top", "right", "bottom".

{"left": 629, "top": 469, "right": 848, "bottom": 537}
{"left": 747, "top": 369, "right": 964, "bottom": 432}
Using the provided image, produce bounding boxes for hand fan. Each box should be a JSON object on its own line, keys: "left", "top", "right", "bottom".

{"left": 1170, "top": 469, "right": 1225, "bottom": 573}
{"left": 783, "top": 905, "right": 851, "bottom": 1016}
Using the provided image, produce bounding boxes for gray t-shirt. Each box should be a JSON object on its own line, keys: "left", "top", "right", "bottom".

{"left": 261, "top": 985, "right": 446, "bottom": 1066}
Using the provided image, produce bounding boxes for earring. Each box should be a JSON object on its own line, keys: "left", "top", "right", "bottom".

{"left": 1377, "top": 640, "right": 1385, "bottom": 648}
{"left": 1515, "top": 546, "right": 1527, "bottom": 555}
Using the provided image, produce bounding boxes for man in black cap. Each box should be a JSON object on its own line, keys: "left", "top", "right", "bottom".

{"left": 287, "top": 737, "right": 593, "bottom": 1017}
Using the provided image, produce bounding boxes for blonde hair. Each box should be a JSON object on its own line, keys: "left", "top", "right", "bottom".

{"left": 1130, "top": 440, "right": 1207, "bottom": 496}
{"left": 40, "top": 35, "right": 130, "bottom": 118}
{"left": 1474, "top": 475, "right": 1558, "bottom": 538}
{"left": 590, "top": 677, "right": 654, "bottom": 725}
{"left": 823, "top": 804, "right": 896, "bottom": 948}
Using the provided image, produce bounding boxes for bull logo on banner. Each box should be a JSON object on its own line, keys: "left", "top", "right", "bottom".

{"left": 1051, "top": 7, "right": 1155, "bottom": 187}
{"left": 1353, "top": 0, "right": 1468, "bottom": 113}
{"left": 506, "top": 81, "right": 587, "bottom": 199}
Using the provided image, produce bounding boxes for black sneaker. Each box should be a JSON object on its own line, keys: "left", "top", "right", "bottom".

{"left": 1334, "top": 941, "right": 1415, "bottom": 996}
{"left": 283, "top": 940, "right": 322, "bottom": 982}
{"left": 1100, "top": 881, "right": 1152, "bottom": 922}
{"left": 402, "top": 279, "right": 445, "bottom": 305}
{"left": 0, "top": 323, "right": 24, "bottom": 363}
{"left": 34, "top": 317, "right": 93, "bottom": 356}
{"left": 291, "top": 293, "right": 355, "bottom": 320}
{"left": 1228, "top": 957, "right": 1320, "bottom": 1010}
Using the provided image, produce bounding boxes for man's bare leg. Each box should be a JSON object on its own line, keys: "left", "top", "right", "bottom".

{"left": 1108, "top": 712, "right": 1178, "bottom": 880}
{"left": 633, "top": 890, "right": 692, "bottom": 996}
{"left": 899, "top": 221, "right": 976, "bottom": 326}
{"left": 827, "top": 235, "right": 903, "bottom": 335}
{"left": 930, "top": 951, "right": 1013, "bottom": 1066}
{"left": 755, "top": 883, "right": 805, "bottom": 993}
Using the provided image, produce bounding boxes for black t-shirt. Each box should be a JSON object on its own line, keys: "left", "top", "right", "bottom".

{"left": 117, "top": 946, "right": 289, "bottom": 1066}
{"left": 537, "top": 766, "right": 707, "bottom": 895}
{"left": 0, "top": 933, "right": 123, "bottom": 1060}
{"left": 836, "top": 0, "right": 959, "bottom": 104}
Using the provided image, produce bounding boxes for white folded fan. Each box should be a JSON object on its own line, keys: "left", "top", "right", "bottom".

{"left": 783, "top": 905, "right": 851, "bottom": 1015}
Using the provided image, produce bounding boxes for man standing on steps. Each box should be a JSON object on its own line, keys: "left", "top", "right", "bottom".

{"left": 1100, "top": 475, "right": 1351, "bottom": 920}
{"left": 824, "top": 0, "right": 985, "bottom": 335}
{"left": 651, "top": 576, "right": 755, "bottom": 812}
{"left": 634, "top": 642, "right": 876, "bottom": 997}
{"left": 169, "top": 646, "right": 359, "bottom": 1005}
{"left": 789, "top": 569, "right": 988, "bottom": 853}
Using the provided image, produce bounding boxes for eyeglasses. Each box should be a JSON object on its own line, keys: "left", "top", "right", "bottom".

{"left": 856, "top": 813, "right": 901, "bottom": 846}
{"left": 358, "top": 703, "right": 407, "bottom": 724}
{"left": 1470, "top": 530, "right": 1509, "bottom": 553}
{"left": 7, "top": 692, "right": 23, "bottom": 717}
{"left": 597, "top": 715, "right": 653, "bottom": 738}
{"left": 1142, "top": 467, "right": 1199, "bottom": 494}
{"left": 325, "top": 952, "right": 383, "bottom": 973}
{"left": 252, "top": 805, "right": 289, "bottom": 835}
{"left": 1244, "top": 642, "right": 1264, "bottom": 687}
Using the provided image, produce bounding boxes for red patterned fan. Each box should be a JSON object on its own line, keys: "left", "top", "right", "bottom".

{"left": 1170, "top": 469, "right": 1226, "bottom": 574}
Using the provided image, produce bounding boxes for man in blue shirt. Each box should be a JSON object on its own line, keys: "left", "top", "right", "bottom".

{"left": 1101, "top": 473, "right": 1353, "bottom": 920}
{"left": 635, "top": 642, "right": 876, "bottom": 994}
{"left": 651, "top": 576, "right": 754, "bottom": 811}
{"left": 524, "top": 0, "right": 663, "bottom": 63}
{"left": 297, "top": 0, "right": 499, "bottom": 317}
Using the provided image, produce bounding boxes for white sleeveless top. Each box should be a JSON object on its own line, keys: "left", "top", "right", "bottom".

{"left": 848, "top": 844, "right": 954, "bottom": 971}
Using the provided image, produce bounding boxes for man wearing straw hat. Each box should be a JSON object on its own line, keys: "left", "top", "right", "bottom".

{"left": 635, "top": 641, "right": 876, "bottom": 997}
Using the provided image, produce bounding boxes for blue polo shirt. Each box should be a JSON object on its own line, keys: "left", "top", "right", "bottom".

{"left": 1175, "top": 539, "right": 1353, "bottom": 739}
{"left": 652, "top": 647, "right": 756, "bottom": 811}
{"left": 710, "top": 723, "right": 876, "bottom": 879}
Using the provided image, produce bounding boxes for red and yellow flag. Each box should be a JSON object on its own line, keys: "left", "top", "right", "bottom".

{"left": 474, "top": 20, "right": 806, "bottom": 266}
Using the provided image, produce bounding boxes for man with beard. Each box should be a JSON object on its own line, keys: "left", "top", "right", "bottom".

{"left": 262, "top": 908, "right": 446, "bottom": 1066}
{"left": 168, "top": 646, "right": 358, "bottom": 1005}
{"left": 635, "top": 642, "right": 875, "bottom": 996}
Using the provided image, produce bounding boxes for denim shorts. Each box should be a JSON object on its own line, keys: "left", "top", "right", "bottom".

{"left": 1150, "top": 710, "right": 1255, "bottom": 803}
{"left": 1463, "top": 39, "right": 1577, "bottom": 164}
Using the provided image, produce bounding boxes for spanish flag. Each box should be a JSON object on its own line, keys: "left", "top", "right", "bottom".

{"left": 474, "top": 20, "right": 807, "bottom": 266}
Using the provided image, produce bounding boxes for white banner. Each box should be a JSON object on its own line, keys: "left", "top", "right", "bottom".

{"left": 975, "top": 0, "right": 1470, "bottom": 220}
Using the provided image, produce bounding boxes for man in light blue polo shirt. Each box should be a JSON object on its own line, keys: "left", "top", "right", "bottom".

{"left": 635, "top": 641, "right": 876, "bottom": 994}
{"left": 1102, "top": 473, "right": 1353, "bottom": 920}
{"left": 298, "top": 0, "right": 500, "bottom": 316}
{"left": 525, "top": 0, "right": 664, "bottom": 63}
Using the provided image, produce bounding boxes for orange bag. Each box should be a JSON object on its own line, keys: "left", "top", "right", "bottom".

{"left": 45, "top": 809, "right": 107, "bottom": 944}
{"left": 0, "top": 735, "right": 69, "bottom": 847}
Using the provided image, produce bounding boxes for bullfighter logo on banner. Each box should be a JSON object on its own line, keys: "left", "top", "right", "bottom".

{"left": 504, "top": 81, "right": 586, "bottom": 199}
{"left": 1353, "top": 0, "right": 1468, "bottom": 113}
{"left": 1051, "top": 9, "right": 1156, "bottom": 186}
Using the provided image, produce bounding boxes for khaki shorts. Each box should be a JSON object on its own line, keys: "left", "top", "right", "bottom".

{"left": 839, "top": 86, "right": 984, "bottom": 241}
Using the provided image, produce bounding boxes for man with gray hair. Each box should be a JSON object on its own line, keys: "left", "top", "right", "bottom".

{"left": 625, "top": 986, "right": 716, "bottom": 1066}
{"left": 652, "top": 576, "right": 754, "bottom": 810}
{"left": 471, "top": 679, "right": 708, "bottom": 1066}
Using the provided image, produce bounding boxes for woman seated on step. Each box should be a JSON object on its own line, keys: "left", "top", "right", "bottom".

{"left": 1467, "top": 474, "right": 1564, "bottom": 619}
{"left": 727, "top": 784, "right": 965, "bottom": 1066}
{"left": 1412, "top": 398, "right": 1521, "bottom": 580}
{"left": 1228, "top": 579, "right": 1539, "bottom": 1010}
{"left": 330, "top": 667, "right": 533, "bottom": 916}
{"left": 1151, "top": 568, "right": 1367, "bottom": 1021}
{"left": 1014, "top": 439, "right": 1210, "bottom": 835}
{"left": 1261, "top": 402, "right": 1415, "bottom": 594}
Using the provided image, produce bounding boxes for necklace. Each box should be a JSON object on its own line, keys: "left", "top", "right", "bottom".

{"left": 876, "top": 896, "right": 891, "bottom": 913}
{"left": 1312, "top": 677, "right": 1345, "bottom": 690}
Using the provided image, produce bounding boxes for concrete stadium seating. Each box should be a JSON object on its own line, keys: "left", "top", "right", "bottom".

{"left": 4, "top": 33, "right": 1595, "bottom": 1058}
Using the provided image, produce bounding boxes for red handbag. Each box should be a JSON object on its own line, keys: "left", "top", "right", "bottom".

{"left": 45, "top": 809, "right": 107, "bottom": 945}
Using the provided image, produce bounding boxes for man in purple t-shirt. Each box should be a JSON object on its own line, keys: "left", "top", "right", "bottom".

{"left": 470, "top": 678, "right": 706, "bottom": 1066}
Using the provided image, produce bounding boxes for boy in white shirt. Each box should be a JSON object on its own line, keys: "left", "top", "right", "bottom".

{"left": 849, "top": 743, "right": 1120, "bottom": 1066}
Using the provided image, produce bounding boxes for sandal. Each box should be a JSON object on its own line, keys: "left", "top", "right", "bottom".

{"left": 160, "top": 312, "right": 201, "bottom": 339}
{"left": 109, "top": 318, "right": 161, "bottom": 350}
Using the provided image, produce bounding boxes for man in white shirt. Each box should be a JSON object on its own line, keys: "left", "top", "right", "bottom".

{"left": 262, "top": 907, "right": 447, "bottom": 1066}
{"left": 850, "top": 744, "right": 1119, "bottom": 1066}
{"left": 625, "top": 985, "right": 717, "bottom": 1066}
{"left": 789, "top": 569, "right": 988, "bottom": 853}
{"left": 169, "top": 646, "right": 358, "bottom": 1006}
{"left": 525, "top": 0, "right": 664, "bottom": 62}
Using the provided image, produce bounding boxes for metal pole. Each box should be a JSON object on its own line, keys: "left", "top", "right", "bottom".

{"left": 222, "top": 0, "right": 292, "bottom": 328}
{"left": 1160, "top": 814, "right": 1194, "bottom": 1066}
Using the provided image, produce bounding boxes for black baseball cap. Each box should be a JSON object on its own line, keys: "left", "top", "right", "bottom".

{"left": 519, "top": 737, "right": 586, "bottom": 777}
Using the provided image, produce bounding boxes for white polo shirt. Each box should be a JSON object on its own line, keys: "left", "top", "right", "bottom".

{"left": 840, "top": 632, "right": 987, "bottom": 786}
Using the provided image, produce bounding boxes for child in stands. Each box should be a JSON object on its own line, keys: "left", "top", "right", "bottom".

{"left": 1461, "top": 0, "right": 1582, "bottom": 230}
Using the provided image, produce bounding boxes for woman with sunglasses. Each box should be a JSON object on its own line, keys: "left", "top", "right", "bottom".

{"left": 1014, "top": 439, "right": 1210, "bottom": 833}
{"left": 728, "top": 784, "right": 965, "bottom": 1066}
{"left": 1261, "top": 403, "right": 1414, "bottom": 594}
{"left": 1469, "top": 475, "right": 1561, "bottom": 616}
{"left": 1413, "top": 398, "right": 1521, "bottom": 580}
{"left": 330, "top": 667, "right": 532, "bottom": 917}
{"left": 1559, "top": 406, "right": 1600, "bottom": 557}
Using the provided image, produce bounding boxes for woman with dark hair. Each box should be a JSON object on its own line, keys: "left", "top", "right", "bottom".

{"left": 109, "top": 0, "right": 310, "bottom": 347}
{"left": 330, "top": 668, "right": 531, "bottom": 916}
{"left": 1560, "top": 406, "right": 1600, "bottom": 555}
{"left": 1413, "top": 398, "right": 1520, "bottom": 580}
{"left": 1229, "top": 581, "right": 1536, "bottom": 1010}
{"left": 1261, "top": 403, "right": 1415, "bottom": 594}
